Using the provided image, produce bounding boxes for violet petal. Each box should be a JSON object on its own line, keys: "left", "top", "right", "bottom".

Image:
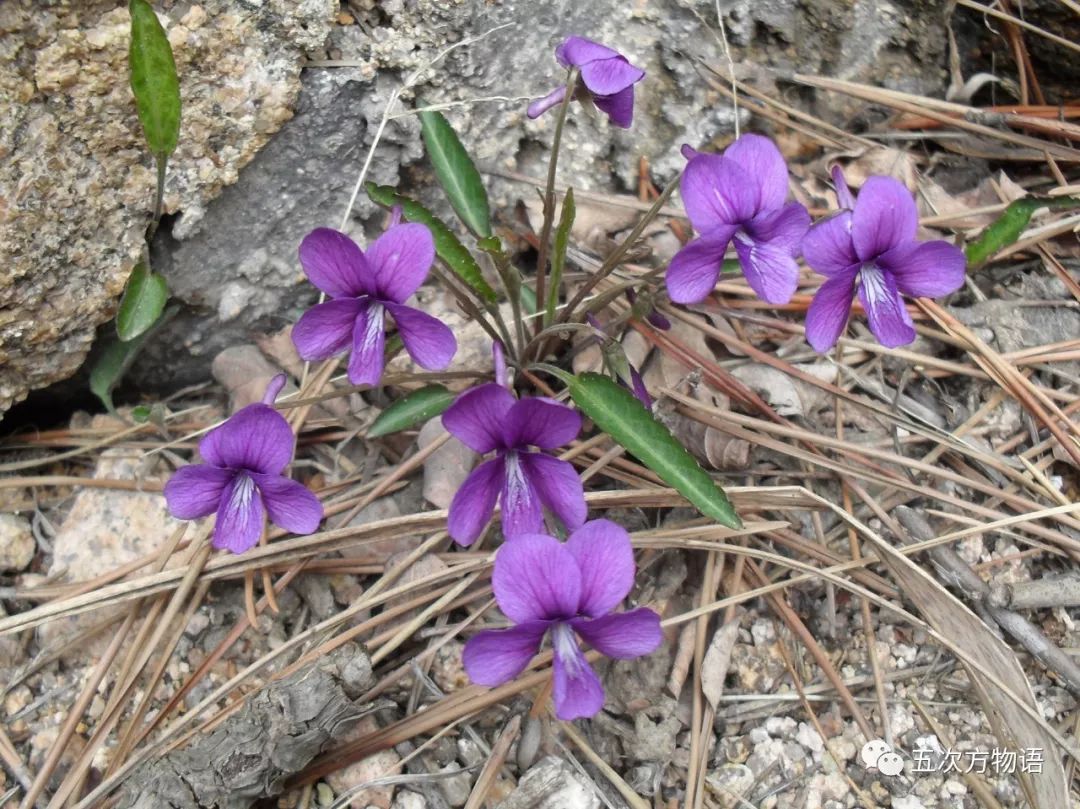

{"left": 463, "top": 622, "right": 550, "bottom": 686}
{"left": 802, "top": 211, "right": 858, "bottom": 276}
{"left": 665, "top": 226, "right": 737, "bottom": 305}
{"left": 805, "top": 271, "right": 857, "bottom": 353}
{"left": 211, "top": 474, "right": 265, "bottom": 554}
{"left": 346, "top": 299, "right": 386, "bottom": 386}
{"left": 252, "top": 474, "right": 322, "bottom": 535}
{"left": 367, "top": 223, "right": 436, "bottom": 304}
{"left": 681, "top": 154, "right": 757, "bottom": 231}
{"left": 723, "top": 133, "right": 791, "bottom": 214}
{"left": 291, "top": 297, "right": 363, "bottom": 361}
{"left": 592, "top": 86, "right": 635, "bottom": 128}
{"left": 879, "top": 240, "right": 967, "bottom": 299}
{"left": 830, "top": 165, "right": 856, "bottom": 210}
{"left": 858, "top": 266, "right": 916, "bottom": 348}
{"left": 385, "top": 302, "right": 457, "bottom": 371}
{"left": 564, "top": 519, "right": 635, "bottom": 617}
{"left": 503, "top": 398, "right": 581, "bottom": 450}
{"left": 572, "top": 608, "right": 663, "bottom": 658}
{"left": 850, "top": 176, "right": 918, "bottom": 262}
{"left": 552, "top": 623, "right": 605, "bottom": 720}
{"left": 492, "top": 533, "right": 582, "bottom": 622}
{"left": 629, "top": 365, "right": 652, "bottom": 408}
{"left": 298, "top": 228, "right": 373, "bottom": 299}
{"left": 199, "top": 404, "right": 294, "bottom": 476}
{"left": 556, "top": 36, "right": 621, "bottom": 67}
{"left": 442, "top": 383, "right": 516, "bottom": 454}
{"left": 746, "top": 202, "right": 811, "bottom": 255}
{"left": 732, "top": 231, "right": 801, "bottom": 305}
{"left": 527, "top": 85, "right": 567, "bottom": 119}
{"left": 579, "top": 56, "right": 644, "bottom": 96}
{"left": 164, "top": 465, "right": 233, "bottom": 520}
{"left": 518, "top": 453, "right": 586, "bottom": 533}
{"left": 447, "top": 456, "right": 505, "bottom": 546}
{"left": 500, "top": 451, "right": 545, "bottom": 538}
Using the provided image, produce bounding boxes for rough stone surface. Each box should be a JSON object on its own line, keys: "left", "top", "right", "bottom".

{"left": 38, "top": 422, "right": 181, "bottom": 649}
{"left": 495, "top": 756, "right": 600, "bottom": 809}
{"left": 0, "top": 0, "right": 336, "bottom": 412}
{"left": 0, "top": 513, "right": 35, "bottom": 572}
{"left": 106, "top": 0, "right": 957, "bottom": 395}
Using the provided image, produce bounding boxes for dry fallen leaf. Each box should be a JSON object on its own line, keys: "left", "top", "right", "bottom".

{"left": 701, "top": 612, "right": 744, "bottom": 711}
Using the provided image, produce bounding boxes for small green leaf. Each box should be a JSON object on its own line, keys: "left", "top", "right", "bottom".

{"left": 966, "top": 195, "right": 1080, "bottom": 267}
{"left": 117, "top": 261, "right": 168, "bottom": 341}
{"left": 546, "top": 188, "right": 575, "bottom": 324}
{"left": 131, "top": 404, "right": 152, "bottom": 422}
{"left": 90, "top": 337, "right": 143, "bottom": 413}
{"left": 418, "top": 106, "right": 491, "bottom": 237}
{"left": 519, "top": 283, "right": 537, "bottom": 316}
{"left": 368, "top": 385, "right": 457, "bottom": 438}
{"left": 129, "top": 0, "right": 181, "bottom": 158}
{"left": 366, "top": 183, "right": 497, "bottom": 303}
{"left": 568, "top": 372, "right": 742, "bottom": 529}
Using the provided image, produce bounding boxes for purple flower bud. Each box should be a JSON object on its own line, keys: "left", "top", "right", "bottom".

{"left": 528, "top": 36, "right": 645, "bottom": 129}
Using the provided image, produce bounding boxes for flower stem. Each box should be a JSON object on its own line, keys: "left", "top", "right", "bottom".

{"left": 532, "top": 68, "right": 578, "bottom": 341}
{"left": 148, "top": 154, "right": 167, "bottom": 240}
{"left": 558, "top": 176, "right": 679, "bottom": 327}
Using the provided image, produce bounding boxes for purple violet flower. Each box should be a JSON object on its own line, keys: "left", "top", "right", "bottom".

{"left": 291, "top": 224, "right": 457, "bottom": 386}
{"left": 164, "top": 375, "right": 323, "bottom": 554}
{"left": 665, "top": 135, "right": 811, "bottom": 305}
{"left": 442, "top": 382, "right": 586, "bottom": 547}
{"left": 804, "top": 167, "right": 967, "bottom": 352}
{"left": 463, "top": 520, "right": 663, "bottom": 720}
{"left": 527, "top": 36, "right": 645, "bottom": 128}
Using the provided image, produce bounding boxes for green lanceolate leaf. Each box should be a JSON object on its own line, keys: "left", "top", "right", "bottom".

{"left": 966, "top": 195, "right": 1080, "bottom": 267}
{"left": 368, "top": 384, "right": 457, "bottom": 438}
{"left": 418, "top": 106, "right": 492, "bottom": 237}
{"left": 568, "top": 372, "right": 742, "bottom": 529}
{"left": 92, "top": 305, "right": 176, "bottom": 412}
{"left": 116, "top": 261, "right": 168, "bottom": 341}
{"left": 366, "top": 183, "right": 497, "bottom": 303}
{"left": 128, "top": 0, "right": 181, "bottom": 158}
{"left": 546, "top": 187, "right": 575, "bottom": 324}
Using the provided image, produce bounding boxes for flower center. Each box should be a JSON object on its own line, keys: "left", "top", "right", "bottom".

{"left": 233, "top": 473, "right": 256, "bottom": 509}
{"left": 502, "top": 450, "right": 528, "bottom": 507}
{"left": 858, "top": 263, "right": 888, "bottom": 305}
{"left": 552, "top": 623, "right": 582, "bottom": 675}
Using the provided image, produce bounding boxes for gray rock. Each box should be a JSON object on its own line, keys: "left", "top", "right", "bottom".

{"left": 109, "top": 0, "right": 959, "bottom": 396}
{"left": 495, "top": 756, "right": 600, "bottom": 809}
{"left": 37, "top": 424, "right": 181, "bottom": 653}
{"left": 0, "top": 513, "right": 35, "bottom": 572}
{"left": 0, "top": 0, "right": 337, "bottom": 413}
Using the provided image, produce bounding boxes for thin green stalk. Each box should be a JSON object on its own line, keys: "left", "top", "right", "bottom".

{"left": 557, "top": 176, "right": 679, "bottom": 326}
{"left": 485, "top": 242, "right": 526, "bottom": 359}
{"left": 532, "top": 68, "right": 578, "bottom": 339}
{"left": 430, "top": 265, "right": 513, "bottom": 353}
{"left": 149, "top": 154, "right": 167, "bottom": 239}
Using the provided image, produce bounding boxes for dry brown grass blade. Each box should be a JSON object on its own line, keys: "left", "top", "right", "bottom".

{"left": 917, "top": 299, "right": 1080, "bottom": 467}
{"left": 828, "top": 497, "right": 1069, "bottom": 806}
{"left": 792, "top": 74, "right": 1080, "bottom": 162}
{"left": 462, "top": 714, "right": 520, "bottom": 809}
{"left": 560, "top": 722, "right": 651, "bottom": 809}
